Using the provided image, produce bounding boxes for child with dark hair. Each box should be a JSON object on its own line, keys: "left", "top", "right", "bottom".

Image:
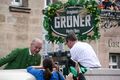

{"left": 43, "top": 58, "right": 53, "bottom": 80}
{"left": 27, "top": 58, "right": 65, "bottom": 80}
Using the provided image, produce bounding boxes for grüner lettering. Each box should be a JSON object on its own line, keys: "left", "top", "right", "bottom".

{"left": 54, "top": 15, "right": 91, "bottom": 28}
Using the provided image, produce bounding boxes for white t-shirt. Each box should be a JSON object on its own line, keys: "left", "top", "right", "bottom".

{"left": 70, "top": 41, "right": 101, "bottom": 68}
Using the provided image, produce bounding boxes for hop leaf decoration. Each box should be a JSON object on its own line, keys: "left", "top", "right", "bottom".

{"left": 68, "top": 0, "right": 78, "bottom": 6}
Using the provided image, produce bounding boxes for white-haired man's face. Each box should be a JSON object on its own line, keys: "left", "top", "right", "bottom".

{"left": 30, "top": 40, "right": 42, "bottom": 54}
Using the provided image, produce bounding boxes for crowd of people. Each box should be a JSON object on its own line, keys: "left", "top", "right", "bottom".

{"left": 0, "top": 31, "right": 101, "bottom": 80}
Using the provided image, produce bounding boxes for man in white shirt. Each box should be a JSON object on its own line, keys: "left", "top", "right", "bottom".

{"left": 65, "top": 32, "right": 101, "bottom": 80}
{"left": 65, "top": 32, "right": 101, "bottom": 68}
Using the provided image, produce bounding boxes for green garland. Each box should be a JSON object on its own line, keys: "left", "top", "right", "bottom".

{"left": 43, "top": 0, "right": 101, "bottom": 43}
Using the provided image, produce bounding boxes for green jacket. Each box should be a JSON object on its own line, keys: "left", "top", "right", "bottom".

{"left": 0, "top": 48, "right": 41, "bottom": 69}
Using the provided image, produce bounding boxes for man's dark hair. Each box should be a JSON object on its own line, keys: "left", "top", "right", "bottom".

{"left": 65, "top": 31, "right": 77, "bottom": 42}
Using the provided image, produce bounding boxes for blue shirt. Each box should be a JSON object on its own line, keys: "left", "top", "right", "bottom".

{"left": 27, "top": 66, "right": 65, "bottom": 80}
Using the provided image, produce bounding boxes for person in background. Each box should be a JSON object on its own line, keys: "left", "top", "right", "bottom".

{"left": 27, "top": 58, "right": 65, "bottom": 80}
{"left": 102, "top": 0, "right": 112, "bottom": 9}
{"left": 0, "top": 38, "right": 42, "bottom": 69}
{"left": 65, "top": 31, "right": 101, "bottom": 80}
{"left": 110, "top": 0, "right": 119, "bottom": 10}
{"left": 115, "top": 0, "right": 120, "bottom": 10}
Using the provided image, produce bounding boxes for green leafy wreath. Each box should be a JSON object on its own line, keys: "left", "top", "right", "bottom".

{"left": 43, "top": 0, "right": 101, "bottom": 43}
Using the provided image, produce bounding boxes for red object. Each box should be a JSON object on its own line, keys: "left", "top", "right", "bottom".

{"left": 98, "top": 4, "right": 104, "bottom": 9}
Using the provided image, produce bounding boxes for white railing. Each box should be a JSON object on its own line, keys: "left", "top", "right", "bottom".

{"left": 0, "top": 69, "right": 35, "bottom": 80}
{"left": 0, "top": 68, "right": 120, "bottom": 80}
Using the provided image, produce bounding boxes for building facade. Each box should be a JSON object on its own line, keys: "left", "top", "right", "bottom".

{"left": 0, "top": 0, "right": 44, "bottom": 56}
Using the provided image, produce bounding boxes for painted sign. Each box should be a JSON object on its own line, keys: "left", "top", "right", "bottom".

{"left": 108, "top": 39, "right": 120, "bottom": 48}
{"left": 51, "top": 7, "right": 94, "bottom": 36}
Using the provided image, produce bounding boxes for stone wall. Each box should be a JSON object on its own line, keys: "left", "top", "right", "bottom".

{"left": 0, "top": 0, "right": 44, "bottom": 57}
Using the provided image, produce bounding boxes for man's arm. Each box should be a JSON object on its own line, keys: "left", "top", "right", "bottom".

{"left": 0, "top": 48, "right": 19, "bottom": 67}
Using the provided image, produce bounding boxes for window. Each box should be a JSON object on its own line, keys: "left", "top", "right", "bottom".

{"left": 109, "top": 53, "right": 120, "bottom": 69}
{"left": 11, "top": 0, "right": 22, "bottom": 7}
{"left": 11, "top": 0, "right": 28, "bottom": 7}
{"left": 46, "top": 0, "right": 52, "bottom": 6}
{"left": 44, "top": 0, "right": 53, "bottom": 7}
{"left": 9, "top": 0, "right": 30, "bottom": 13}
{"left": 44, "top": 0, "right": 58, "bottom": 7}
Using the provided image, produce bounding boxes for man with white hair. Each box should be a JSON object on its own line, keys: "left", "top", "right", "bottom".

{"left": 0, "top": 38, "right": 42, "bottom": 69}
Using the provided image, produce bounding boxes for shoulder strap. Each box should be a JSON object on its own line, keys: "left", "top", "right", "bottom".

{"left": 57, "top": 71, "right": 61, "bottom": 80}
{"left": 78, "top": 62, "right": 87, "bottom": 74}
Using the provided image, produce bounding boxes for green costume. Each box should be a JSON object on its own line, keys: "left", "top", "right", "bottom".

{"left": 0, "top": 48, "right": 41, "bottom": 69}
